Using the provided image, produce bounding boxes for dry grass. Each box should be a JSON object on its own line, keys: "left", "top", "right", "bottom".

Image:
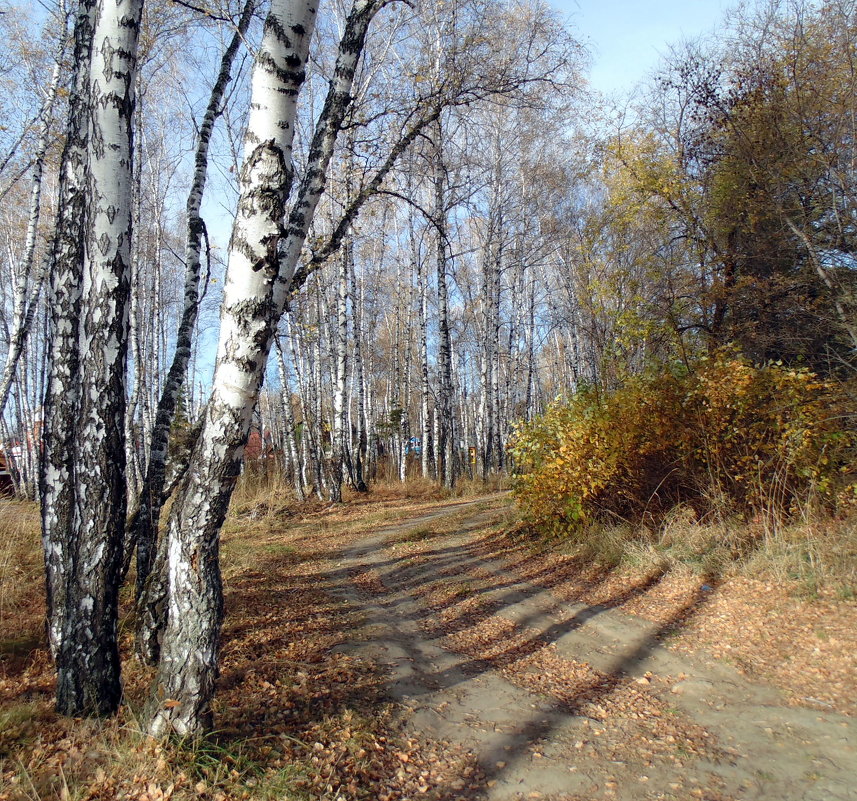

{"left": 0, "top": 474, "right": 497, "bottom": 801}
{"left": 742, "top": 516, "right": 857, "bottom": 598}
{"left": 536, "top": 503, "right": 857, "bottom": 599}
{"left": 446, "top": 473, "right": 511, "bottom": 498}
{"left": 0, "top": 498, "right": 41, "bottom": 629}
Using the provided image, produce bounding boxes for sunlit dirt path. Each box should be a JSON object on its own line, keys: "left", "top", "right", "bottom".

{"left": 329, "top": 498, "right": 857, "bottom": 801}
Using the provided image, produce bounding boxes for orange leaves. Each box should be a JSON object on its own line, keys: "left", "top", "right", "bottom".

{"left": 510, "top": 352, "right": 856, "bottom": 534}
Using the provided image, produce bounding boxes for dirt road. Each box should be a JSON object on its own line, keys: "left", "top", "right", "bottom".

{"left": 329, "top": 499, "right": 857, "bottom": 801}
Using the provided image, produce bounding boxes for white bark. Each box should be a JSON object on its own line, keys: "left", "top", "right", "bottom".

{"left": 433, "top": 129, "right": 455, "bottom": 488}
{"left": 44, "top": 0, "right": 144, "bottom": 717}
{"left": 150, "top": 3, "right": 395, "bottom": 736}
{"left": 330, "top": 238, "right": 349, "bottom": 502}
{"left": 150, "top": 0, "right": 323, "bottom": 737}
{"left": 416, "top": 226, "right": 432, "bottom": 479}
{"left": 348, "top": 241, "right": 369, "bottom": 491}
{"left": 41, "top": 0, "right": 97, "bottom": 663}
{"left": 274, "top": 335, "right": 305, "bottom": 499}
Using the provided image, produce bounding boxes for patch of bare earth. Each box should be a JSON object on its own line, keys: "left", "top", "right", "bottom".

{"left": 410, "top": 568, "right": 721, "bottom": 774}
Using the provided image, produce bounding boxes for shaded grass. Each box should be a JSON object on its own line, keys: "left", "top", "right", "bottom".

{"left": 0, "top": 475, "right": 493, "bottom": 801}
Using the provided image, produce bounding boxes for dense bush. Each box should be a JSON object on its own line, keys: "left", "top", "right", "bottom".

{"left": 509, "top": 353, "right": 856, "bottom": 536}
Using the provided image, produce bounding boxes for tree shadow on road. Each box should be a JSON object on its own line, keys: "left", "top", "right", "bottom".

{"left": 217, "top": 503, "right": 723, "bottom": 800}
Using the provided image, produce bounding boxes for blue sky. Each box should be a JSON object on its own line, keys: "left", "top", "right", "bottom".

{"left": 549, "top": 0, "right": 730, "bottom": 94}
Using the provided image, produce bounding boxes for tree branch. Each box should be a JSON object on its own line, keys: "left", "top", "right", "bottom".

{"left": 289, "top": 100, "right": 443, "bottom": 293}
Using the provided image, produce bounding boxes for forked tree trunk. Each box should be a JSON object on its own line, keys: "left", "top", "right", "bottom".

{"left": 132, "top": 0, "right": 255, "bottom": 638}
{"left": 52, "top": 0, "right": 143, "bottom": 717}
{"left": 149, "top": 0, "right": 386, "bottom": 737}
{"left": 146, "top": 3, "right": 318, "bottom": 731}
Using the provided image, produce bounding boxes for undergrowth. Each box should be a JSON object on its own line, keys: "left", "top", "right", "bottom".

{"left": 509, "top": 352, "right": 857, "bottom": 593}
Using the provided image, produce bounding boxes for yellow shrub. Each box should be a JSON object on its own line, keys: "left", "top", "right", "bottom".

{"left": 509, "top": 353, "right": 856, "bottom": 535}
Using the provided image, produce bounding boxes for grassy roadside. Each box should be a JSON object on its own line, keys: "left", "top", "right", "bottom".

{"left": 515, "top": 508, "right": 857, "bottom": 602}
{"left": 0, "top": 481, "right": 485, "bottom": 801}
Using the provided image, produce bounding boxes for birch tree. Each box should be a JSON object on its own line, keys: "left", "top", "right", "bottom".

{"left": 40, "top": 0, "right": 144, "bottom": 717}
{"left": 41, "top": 0, "right": 95, "bottom": 666}
{"left": 149, "top": 0, "right": 398, "bottom": 737}
{"left": 130, "top": 0, "right": 256, "bottom": 617}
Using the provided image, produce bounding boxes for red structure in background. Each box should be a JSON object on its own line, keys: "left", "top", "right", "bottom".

{"left": 244, "top": 428, "right": 264, "bottom": 461}
{"left": 243, "top": 427, "right": 276, "bottom": 462}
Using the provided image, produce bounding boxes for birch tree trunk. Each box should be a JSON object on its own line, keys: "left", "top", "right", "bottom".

{"left": 41, "top": 0, "right": 96, "bottom": 663}
{"left": 433, "top": 131, "right": 455, "bottom": 488}
{"left": 274, "top": 335, "right": 305, "bottom": 499}
{"left": 329, "top": 133, "right": 358, "bottom": 502}
{"left": 330, "top": 239, "right": 349, "bottom": 502}
{"left": 149, "top": 0, "right": 386, "bottom": 737}
{"left": 416, "top": 231, "right": 432, "bottom": 479}
{"left": 348, "top": 240, "right": 369, "bottom": 491}
{"left": 314, "top": 285, "right": 332, "bottom": 494}
{"left": 132, "top": 0, "right": 255, "bottom": 620}
{"left": 399, "top": 274, "right": 413, "bottom": 483}
{"left": 147, "top": 2, "right": 318, "bottom": 731}
{"left": 53, "top": 0, "right": 143, "bottom": 717}
{"left": 122, "top": 71, "right": 145, "bottom": 506}
{"left": 285, "top": 314, "right": 314, "bottom": 492}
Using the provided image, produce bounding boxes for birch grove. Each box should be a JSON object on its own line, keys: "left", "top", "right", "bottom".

{"left": 1, "top": 0, "right": 851, "bottom": 741}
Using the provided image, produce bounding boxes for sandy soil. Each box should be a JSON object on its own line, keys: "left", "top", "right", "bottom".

{"left": 331, "top": 498, "right": 857, "bottom": 801}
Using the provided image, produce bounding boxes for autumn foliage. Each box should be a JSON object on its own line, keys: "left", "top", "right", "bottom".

{"left": 510, "top": 353, "right": 856, "bottom": 535}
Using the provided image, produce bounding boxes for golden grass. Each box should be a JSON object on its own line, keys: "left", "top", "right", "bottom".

{"left": 0, "top": 473, "right": 498, "bottom": 801}
{"left": 532, "top": 503, "right": 857, "bottom": 598}
{"left": 0, "top": 498, "right": 42, "bottom": 634}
